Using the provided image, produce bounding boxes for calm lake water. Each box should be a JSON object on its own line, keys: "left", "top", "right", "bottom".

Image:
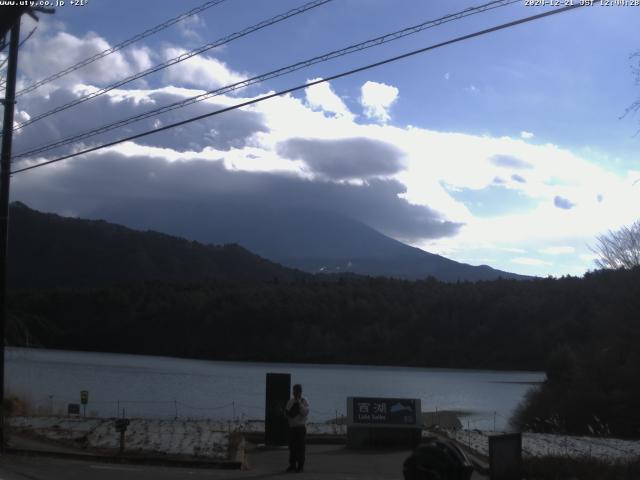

{"left": 5, "top": 347, "right": 544, "bottom": 430}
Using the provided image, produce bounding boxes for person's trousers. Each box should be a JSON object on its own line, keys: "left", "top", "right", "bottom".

{"left": 288, "top": 426, "right": 306, "bottom": 470}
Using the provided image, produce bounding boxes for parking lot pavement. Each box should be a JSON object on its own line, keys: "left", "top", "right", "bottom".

{"left": 0, "top": 444, "right": 488, "bottom": 480}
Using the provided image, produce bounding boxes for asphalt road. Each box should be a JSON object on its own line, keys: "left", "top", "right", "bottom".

{"left": 0, "top": 445, "right": 488, "bottom": 480}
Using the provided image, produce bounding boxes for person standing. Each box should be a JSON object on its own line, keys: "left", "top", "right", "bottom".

{"left": 285, "top": 384, "right": 309, "bottom": 473}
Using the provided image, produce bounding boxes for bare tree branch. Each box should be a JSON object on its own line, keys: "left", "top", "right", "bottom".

{"left": 591, "top": 220, "right": 640, "bottom": 269}
{"left": 622, "top": 51, "right": 640, "bottom": 126}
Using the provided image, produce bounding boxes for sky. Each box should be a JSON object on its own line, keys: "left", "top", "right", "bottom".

{"left": 2, "top": 0, "right": 640, "bottom": 277}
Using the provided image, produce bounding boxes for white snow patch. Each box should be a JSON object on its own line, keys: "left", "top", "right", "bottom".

{"left": 8, "top": 416, "right": 346, "bottom": 458}
{"left": 446, "top": 430, "right": 640, "bottom": 463}
{"left": 9, "top": 416, "right": 231, "bottom": 459}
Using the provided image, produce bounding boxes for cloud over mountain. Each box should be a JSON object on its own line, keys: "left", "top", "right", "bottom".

{"left": 13, "top": 149, "right": 460, "bottom": 242}
{"left": 277, "top": 137, "right": 405, "bottom": 180}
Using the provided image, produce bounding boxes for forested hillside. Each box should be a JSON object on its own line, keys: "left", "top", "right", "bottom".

{"left": 8, "top": 268, "right": 639, "bottom": 373}
{"left": 8, "top": 202, "right": 302, "bottom": 289}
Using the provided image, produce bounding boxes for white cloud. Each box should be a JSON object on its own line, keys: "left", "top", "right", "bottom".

{"left": 580, "top": 253, "right": 598, "bottom": 262}
{"left": 15, "top": 110, "right": 31, "bottom": 123}
{"left": 360, "top": 81, "right": 399, "bottom": 123}
{"left": 177, "top": 14, "right": 206, "bottom": 41}
{"left": 511, "top": 257, "right": 553, "bottom": 266}
{"left": 162, "top": 47, "right": 245, "bottom": 90}
{"left": 250, "top": 89, "right": 640, "bottom": 271}
{"left": 305, "top": 79, "right": 354, "bottom": 120}
{"left": 444, "top": 72, "right": 450, "bottom": 80}
{"left": 18, "top": 31, "right": 137, "bottom": 94}
{"left": 128, "top": 47, "right": 154, "bottom": 72}
{"left": 520, "top": 131, "right": 534, "bottom": 139}
{"left": 540, "top": 246, "right": 576, "bottom": 255}
{"left": 501, "top": 247, "right": 527, "bottom": 253}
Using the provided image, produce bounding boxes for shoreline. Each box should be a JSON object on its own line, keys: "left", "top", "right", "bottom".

{"left": 5, "top": 345, "right": 548, "bottom": 374}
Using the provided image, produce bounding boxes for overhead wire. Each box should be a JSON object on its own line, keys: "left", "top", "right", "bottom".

{"left": 11, "top": 3, "right": 585, "bottom": 176}
{"left": 6, "top": 0, "right": 334, "bottom": 135}
{"left": 13, "top": 0, "right": 230, "bottom": 97}
{"left": 13, "top": 0, "right": 520, "bottom": 160}
{"left": 0, "top": 26, "right": 38, "bottom": 85}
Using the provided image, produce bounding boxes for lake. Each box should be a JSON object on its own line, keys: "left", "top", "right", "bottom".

{"left": 5, "top": 347, "right": 544, "bottom": 430}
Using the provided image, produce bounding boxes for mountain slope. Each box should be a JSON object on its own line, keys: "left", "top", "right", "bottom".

{"left": 87, "top": 200, "right": 528, "bottom": 281}
{"left": 7, "top": 202, "right": 302, "bottom": 289}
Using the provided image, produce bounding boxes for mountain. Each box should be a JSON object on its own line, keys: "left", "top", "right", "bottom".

{"left": 86, "top": 200, "right": 528, "bottom": 282}
{"left": 7, "top": 202, "right": 302, "bottom": 289}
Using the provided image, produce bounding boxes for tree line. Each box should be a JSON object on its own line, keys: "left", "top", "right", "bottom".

{"left": 7, "top": 267, "right": 640, "bottom": 437}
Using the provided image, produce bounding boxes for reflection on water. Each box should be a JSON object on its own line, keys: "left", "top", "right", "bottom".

{"left": 5, "top": 347, "right": 544, "bottom": 430}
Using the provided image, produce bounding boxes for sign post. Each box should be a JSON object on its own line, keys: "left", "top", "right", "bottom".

{"left": 115, "top": 418, "right": 130, "bottom": 454}
{"left": 80, "top": 390, "right": 88, "bottom": 417}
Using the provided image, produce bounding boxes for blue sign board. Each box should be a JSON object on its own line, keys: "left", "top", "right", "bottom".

{"left": 350, "top": 397, "right": 419, "bottom": 426}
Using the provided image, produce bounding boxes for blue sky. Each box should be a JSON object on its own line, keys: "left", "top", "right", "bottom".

{"left": 3, "top": 0, "right": 640, "bottom": 276}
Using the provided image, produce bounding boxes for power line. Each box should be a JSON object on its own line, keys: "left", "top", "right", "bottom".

{"left": 14, "top": 0, "right": 520, "bottom": 160}
{"left": 0, "top": 25, "right": 38, "bottom": 69}
{"left": 13, "top": 0, "right": 229, "bottom": 97}
{"left": 7, "top": 0, "right": 334, "bottom": 135}
{"left": 14, "top": 0, "right": 517, "bottom": 158}
{"left": 11, "top": 4, "right": 584, "bottom": 175}
{"left": 0, "top": 26, "right": 37, "bottom": 82}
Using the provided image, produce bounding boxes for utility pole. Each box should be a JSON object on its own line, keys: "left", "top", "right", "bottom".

{"left": 0, "top": 16, "right": 21, "bottom": 453}
{"left": 0, "top": 5, "right": 53, "bottom": 451}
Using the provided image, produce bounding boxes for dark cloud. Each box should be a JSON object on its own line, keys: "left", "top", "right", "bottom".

{"left": 277, "top": 137, "right": 405, "bottom": 180}
{"left": 490, "top": 154, "right": 533, "bottom": 170}
{"left": 13, "top": 89, "right": 268, "bottom": 157}
{"left": 11, "top": 151, "right": 460, "bottom": 243}
{"left": 553, "top": 195, "right": 575, "bottom": 210}
{"left": 511, "top": 174, "right": 526, "bottom": 183}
